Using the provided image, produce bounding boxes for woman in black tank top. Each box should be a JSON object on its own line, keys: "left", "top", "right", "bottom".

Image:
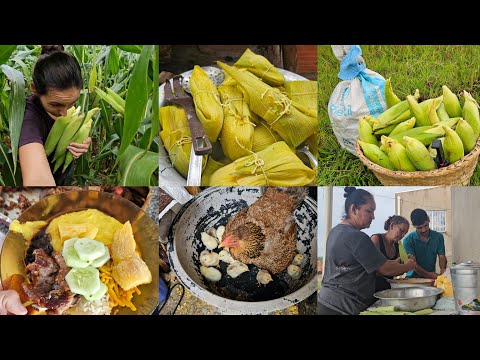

{"left": 371, "top": 215, "right": 410, "bottom": 293}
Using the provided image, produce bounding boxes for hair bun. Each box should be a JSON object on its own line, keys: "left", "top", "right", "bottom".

{"left": 41, "top": 45, "right": 64, "bottom": 55}
{"left": 344, "top": 186, "right": 356, "bottom": 198}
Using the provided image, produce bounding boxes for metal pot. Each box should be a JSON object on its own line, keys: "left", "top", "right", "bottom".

{"left": 451, "top": 261, "right": 480, "bottom": 314}
{"left": 387, "top": 278, "right": 435, "bottom": 288}
{"left": 167, "top": 187, "right": 317, "bottom": 314}
{"left": 374, "top": 287, "right": 443, "bottom": 312}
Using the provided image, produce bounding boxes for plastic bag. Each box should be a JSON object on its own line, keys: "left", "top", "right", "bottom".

{"left": 328, "top": 45, "right": 387, "bottom": 155}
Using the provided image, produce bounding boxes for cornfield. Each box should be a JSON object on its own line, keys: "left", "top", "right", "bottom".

{"left": 0, "top": 45, "right": 159, "bottom": 186}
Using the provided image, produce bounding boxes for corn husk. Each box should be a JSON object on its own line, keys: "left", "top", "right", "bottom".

{"left": 234, "top": 48, "right": 285, "bottom": 86}
{"left": 209, "top": 141, "right": 315, "bottom": 186}
{"left": 201, "top": 158, "right": 225, "bottom": 186}
{"left": 190, "top": 65, "right": 224, "bottom": 142}
{"left": 160, "top": 105, "right": 207, "bottom": 178}
{"left": 218, "top": 62, "right": 317, "bottom": 148}
{"left": 284, "top": 80, "right": 317, "bottom": 117}
{"left": 218, "top": 84, "right": 257, "bottom": 161}
{"left": 252, "top": 119, "right": 283, "bottom": 153}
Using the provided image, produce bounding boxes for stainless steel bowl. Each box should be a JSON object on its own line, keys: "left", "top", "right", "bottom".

{"left": 387, "top": 278, "right": 435, "bottom": 288}
{"left": 374, "top": 286, "right": 443, "bottom": 312}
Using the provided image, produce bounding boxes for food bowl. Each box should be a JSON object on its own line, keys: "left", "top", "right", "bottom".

{"left": 159, "top": 66, "right": 311, "bottom": 186}
{"left": 374, "top": 286, "right": 443, "bottom": 312}
{"left": 0, "top": 190, "right": 159, "bottom": 315}
{"left": 167, "top": 187, "right": 317, "bottom": 314}
{"left": 387, "top": 278, "right": 436, "bottom": 288}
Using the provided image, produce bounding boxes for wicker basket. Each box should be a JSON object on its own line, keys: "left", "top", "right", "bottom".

{"left": 355, "top": 137, "right": 480, "bottom": 185}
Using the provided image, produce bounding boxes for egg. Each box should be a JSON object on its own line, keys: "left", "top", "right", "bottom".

{"left": 227, "top": 261, "right": 249, "bottom": 278}
{"left": 256, "top": 270, "right": 273, "bottom": 286}
{"left": 200, "top": 250, "right": 220, "bottom": 267}
{"left": 200, "top": 266, "right": 222, "bottom": 282}
{"left": 287, "top": 264, "right": 301, "bottom": 279}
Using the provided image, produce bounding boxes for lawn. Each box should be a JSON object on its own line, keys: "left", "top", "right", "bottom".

{"left": 318, "top": 45, "right": 480, "bottom": 185}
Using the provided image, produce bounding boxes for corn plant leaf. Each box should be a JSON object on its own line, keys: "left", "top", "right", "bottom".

{"left": 1, "top": 64, "right": 25, "bottom": 175}
{"left": 0, "top": 45, "right": 16, "bottom": 65}
{"left": 117, "top": 45, "right": 153, "bottom": 161}
{"left": 108, "top": 45, "right": 120, "bottom": 75}
{"left": 119, "top": 145, "right": 158, "bottom": 186}
{"left": 117, "top": 45, "right": 143, "bottom": 54}
{"left": 148, "top": 45, "right": 159, "bottom": 150}
{"left": 0, "top": 142, "right": 20, "bottom": 185}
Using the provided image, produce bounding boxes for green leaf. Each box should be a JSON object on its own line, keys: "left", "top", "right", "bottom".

{"left": 0, "top": 45, "right": 17, "bottom": 65}
{"left": 119, "top": 145, "right": 158, "bottom": 186}
{"left": 1, "top": 64, "right": 25, "bottom": 175}
{"left": 149, "top": 45, "right": 159, "bottom": 150}
{"left": 0, "top": 142, "right": 17, "bottom": 185}
{"left": 117, "top": 45, "right": 143, "bottom": 54}
{"left": 108, "top": 45, "right": 120, "bottom": 75}
{"left": 138, "top": 127, "right": 151, "bottom": 149}
{"left": 117, "top": 45, "right": 153, "bottom": 161}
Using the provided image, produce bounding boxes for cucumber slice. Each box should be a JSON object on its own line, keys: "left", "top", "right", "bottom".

{"left": 84, "top": 282, "right": 108, "bottom": 301}
{"left": 65, "top": 266, "right": 101, "bottom": 296}
{"left": 74, "top": 238, "right": 106, "bottom": 262}
{"left": 90, "top": 246, "right": 110, "bottom": 268}
{"left": 62, "top": 238, "right": 92, "bottom": 268}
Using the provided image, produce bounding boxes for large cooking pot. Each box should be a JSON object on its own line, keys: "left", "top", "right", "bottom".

{"left": 167, "top": 187, "right": 317, "bottom": 314}
{"left": 451, "top": 261, "right": 480, "bottom": 315}
{"left": 0, "top": 190, "right": 159, "bottom": 315}
{"left": 374, "top": 286, "right": 443, "bottom": 312}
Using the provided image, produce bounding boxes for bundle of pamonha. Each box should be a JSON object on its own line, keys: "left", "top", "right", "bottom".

{"left": 160, "top": 48, "right": 318, "bottom": 186}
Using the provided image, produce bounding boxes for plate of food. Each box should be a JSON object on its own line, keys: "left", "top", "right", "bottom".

{"left": 0, "top": 190, "right": 158, "bottom": 315}
{"left": 159, "top": 48, "right": 318, "bottom": 186}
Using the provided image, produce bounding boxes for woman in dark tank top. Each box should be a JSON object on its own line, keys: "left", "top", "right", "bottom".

{"left": 371, "top": 215, "right": 410, "bottom": 293}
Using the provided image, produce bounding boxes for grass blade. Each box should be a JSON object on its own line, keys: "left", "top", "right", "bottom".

{"left": 119, "top": 145, "right": 158, "bottom": 185}
{"left": 117, "top": 45, "right": 153, "bottom": 161}
{"left": 1, "top": 64, "right": 25, "bottom": 174}
{"left": 117, "top": 45, "right": 142, "bottom": 54}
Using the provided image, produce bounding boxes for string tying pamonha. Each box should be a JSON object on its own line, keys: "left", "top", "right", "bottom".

{"left": 235, "top": 137, "right": 269, "bottom": 185}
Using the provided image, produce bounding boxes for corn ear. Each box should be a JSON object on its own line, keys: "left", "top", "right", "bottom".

{"left": 443, "top": 126, "right": 464, "bottom": 164}
{"left": 432, "top": 117, "right": 460, "bottom": 129}
{"left": 427, "top": 98, "right": 441, "bottom": 124}
{"left": 463, "top": 90, "right": 480, "bottom": 138}
{"left": 88, "top": 51, "right": 97, "bottom": 94}
{"left": 398, "top": 241, "right": 408, "bottom": 263}
{"left": 357, "top": 140, "right": 395, "bottom": 170}
{"left": 374, "top": 100, "right": 410, "bottom": 130}
{"left": 106, "top": 88, "right": 125, "bottom": 109}
{"left": 403, "top": 136, "right": 437, "bottom": 171}
{"left": 53, "top": 114, "right": 85, "bottom": 162}
{"left": 381, "top": 136, "right": 417, "bottom": 171}
{"left": 455, "top": 119, "right": 476, "bottom": 154}
{"left": 44, "top": 106, "right": 77, "bottom": 156}
{"left": 62, "top": 119, "right": 93, "bottom": 173}
{"left": 407, "top": 95, "right": 430, "bottom": 127}
{"left": 437, "top": 102, "right": 450, "bottom": 122}
{"left": 389, "top": 118, "right": 416, "bottom": 136}
{"left": 385, "top": 78, "right": 401, "bottom": 108}
{"left": 443, "top": 85, "right": 462, "bottom": 117}
{"left": 374, "top": 123, "right": 396, "bottom": 136}
{"left": 358, "top": 118, "right": 378, "bottom": 145}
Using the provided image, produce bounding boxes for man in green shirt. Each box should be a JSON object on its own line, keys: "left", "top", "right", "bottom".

{"left": 402, "top": 208, "right": 447, "bottom": 279}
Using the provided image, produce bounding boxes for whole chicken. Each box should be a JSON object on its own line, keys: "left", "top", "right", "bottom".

{"left": 218, "top": 187, "right": 306, "bottom": 274}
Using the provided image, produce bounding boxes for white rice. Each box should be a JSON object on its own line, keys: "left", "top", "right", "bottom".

{"left": 71, "top": 294, "right": 111, "bottom": 315}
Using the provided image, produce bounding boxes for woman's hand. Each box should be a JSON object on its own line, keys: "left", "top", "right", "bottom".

{"left": 67, "top": 137, "right": 91, "bottom": 159}
{"left": 0, "top": 290, "right": 27, "bottom": 315}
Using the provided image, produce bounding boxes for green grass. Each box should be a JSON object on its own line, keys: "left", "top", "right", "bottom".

{"left": 318, "top": 45, "right": 480, "bottom": 185}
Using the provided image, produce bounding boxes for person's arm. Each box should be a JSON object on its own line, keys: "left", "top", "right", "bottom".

{"left": 411, "top": 263, "right": 438, "bottom": 279}
{"left": 438, "top": 255, "right": 447, "bottom": 275}
{"left": 19, "top": 143, "right": 55, "bottom": 186}
{"left": 371, "top": 234, "right": 381, "bottom": 249}
{"left": 377, "top": 258, "right": 416, "bottom": 276}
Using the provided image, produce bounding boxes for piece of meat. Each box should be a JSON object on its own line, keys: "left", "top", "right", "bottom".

{"left": 25, "top": 233, "right": 52, "bottom": 265}
{"left": 45, "top": 290, "right": 77, "bottom": 315}
{"left": 25, "top": 249, "right": 59, "bottom": 296}
{"left": 53, "top": 253, "right": 70, "bottom": 292}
